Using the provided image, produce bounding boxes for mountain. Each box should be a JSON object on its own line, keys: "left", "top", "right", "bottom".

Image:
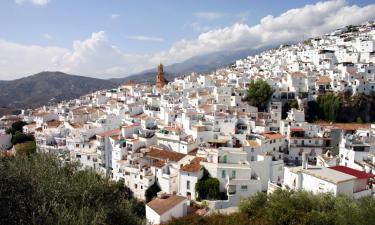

{"left": 0, "top": 47, "right": 273, "bottom": 115}
{"left": 116, "top": 47, "right": 272, "bottom": 84}
{"left": 0, "top": 71, "right": 119, "bottom": 109}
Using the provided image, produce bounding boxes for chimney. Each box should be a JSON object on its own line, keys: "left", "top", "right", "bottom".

{"left": 302, "top": 152, "right": 308, "bottom": 169}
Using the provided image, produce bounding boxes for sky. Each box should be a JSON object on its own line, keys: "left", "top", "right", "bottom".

{"left": 0, "top": 0, "right": 374, "bottom": 80}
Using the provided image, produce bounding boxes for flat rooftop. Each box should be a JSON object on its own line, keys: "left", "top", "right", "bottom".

{"left": 289, "top": 166, "right": 356, "bottom": 184}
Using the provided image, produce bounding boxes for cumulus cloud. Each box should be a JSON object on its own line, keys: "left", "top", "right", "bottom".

{"left": 1, "top": 0, "right": 375, "bottom": 79}
{"left": 15, "top": 0, "right": 50, "bottom": 6}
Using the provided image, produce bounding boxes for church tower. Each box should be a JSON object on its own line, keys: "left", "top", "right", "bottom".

{"left": 155, "top": 63, "right": 166, "bottom": 88}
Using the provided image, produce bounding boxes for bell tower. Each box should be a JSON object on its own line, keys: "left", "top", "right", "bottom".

{"left": 155, "top": 63, "right": 166, "bottom": 88}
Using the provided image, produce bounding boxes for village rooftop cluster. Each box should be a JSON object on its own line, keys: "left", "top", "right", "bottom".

{"left": 1, "top": 22, "right": 375, "bottom": 224}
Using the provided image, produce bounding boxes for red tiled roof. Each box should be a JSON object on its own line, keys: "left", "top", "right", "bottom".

{"left": 290, "top": 127, "right": 304, "bottom": 132}
{"left": 145, "top": 148, "right": 186, "bottom": 162}
{"left": 97, "top": 129, "right": 121, "bottom": 137}
{"left": 147, "top": 195, "right": 186, "bottom": 215}
{"left": 151, "top": 160, "right": 165, "bottom": 168}
{"left": 180, "top": 157, "right": 204, "bottom": 173}
{"left": 263, "top": 132, "right": 284, "bottom": 140}
{"left": 329, "top": 166, "right": 375, "bottom": 179}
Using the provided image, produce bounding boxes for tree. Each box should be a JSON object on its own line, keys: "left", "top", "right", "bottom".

{"left": 282, "top": 100, "right": 299, "bottom": 119}
{"left": 239, "top": 192, "right": 267, "bottom": 218}
{"left": 11, "top": 132, "right": 34, "bottom": 145}
{"left": 145, "top": 182, "right": 161, "bottom": 202}
{"left": 0, "top": 154, "right": 145, "bottom": 225}
{"left": 195, "top": 167, "right": 221, "bottom": 201}
{"left": 6, "top": 121, "right": 27, "bottom": 135}
{"left": 316, "top": 93, "right": 342, "bottom": 122}
{"left": 243, "top": 80, "right": 274, "bottom": 111}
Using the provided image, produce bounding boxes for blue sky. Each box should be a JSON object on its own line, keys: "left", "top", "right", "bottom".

{"left": 0, "top": 0, "right": 374, "bottom": 79}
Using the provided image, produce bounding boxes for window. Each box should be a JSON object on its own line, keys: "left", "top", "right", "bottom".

{"left": 187, "top": 181, "right": 190, "bottom": 190}
{"left": 232, "top": 170, "right": 236, "bottom": 179}
{"left": 222, "top": 170, "right": 226, "bottom": 178}
{"left": 241, "top": 185, "right": 248, "bottom": 191}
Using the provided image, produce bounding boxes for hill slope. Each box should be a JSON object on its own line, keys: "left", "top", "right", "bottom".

{"left": 0, "top": 71, "right": 118, "bottom": 109}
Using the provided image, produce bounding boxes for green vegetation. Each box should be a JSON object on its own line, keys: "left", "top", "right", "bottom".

{"left": 195, "top": 167, "right": 221, "bottom": 201}
{"left": 168, "top": 189, "right": 375, "bottom": 225}
{"left": 14, "top": 141, "right": 36, "bottom": 155}
{"left": 305, "top": 92, "right": 375, "bottom": 123}
{"left": 244, "top": 80, "right": 274, "bottom": 111}
{"left": 316, "top": 93, "right": 342, "bottom": 122}
{"left": 0, "top": 154, "right": 145, "bottom": 225}
{"left": 11, "top": 131, "right": 35, "bottom": 145}
{"left": 282, "top": 99, "right": 299, "bottom": 119}
{"left": 5, "top": 120, "right": 27, "bottom": 135}
{"left": 145, "top": 182, "right": 161, "bottom": 202}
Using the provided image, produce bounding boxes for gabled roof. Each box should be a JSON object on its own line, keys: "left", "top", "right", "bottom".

{"left": 147, "top": 195, "right": 186, "bottom": 215}
{"left": 329, "top": 166, "right": 375, "bottom": 179}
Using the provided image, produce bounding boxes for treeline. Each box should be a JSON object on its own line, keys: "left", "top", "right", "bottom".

{"left": 0, "top": 154, "right": 145, "bottom": 225}
{"left": 167, "top": 189, "right": 375, "bottom": 225}
{"left": 304, "top": 92, "right": 375, "bottom": 123}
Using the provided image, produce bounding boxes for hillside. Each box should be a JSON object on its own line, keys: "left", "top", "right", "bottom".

{"left": 0, "top": 71, "right": 119, "bottom": 109}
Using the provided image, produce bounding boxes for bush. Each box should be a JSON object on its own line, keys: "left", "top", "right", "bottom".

{"left": 14, "top": 141, "right": 36, "bottom": 155}
{"left": 169, "top": 189, "right": 375, "bottom": 225}
{"left": 0, "top": 154, "right": 145, "bottom": 225}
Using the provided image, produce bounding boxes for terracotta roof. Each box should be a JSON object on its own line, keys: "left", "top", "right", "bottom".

{"left": 97, "top": 129, "right": 121, "bottom": 137}
{"left": 290, "top": 127, "right": 304, "bottom": 132}
{"left": 151, "top": 160, "right": 165, "bottom": 168}
{"left": 180, "top": 157, "right": 204, "bottom": 173}
{"left": 314, "top": 122, "right": 371, "bottom": 131}
{"left": 46, "top": 120, "right": 62, "bottom": 128}
{"left": 317, "top": 76, "right": 332, "bottom": 84}
{"left": 329, "top": 166, "right": 375, "bottom": 179}
{"left": 147, "top": 195, "right": 186, "bottom": 215}
{"left": 262, "top": 132, "right": 284, "bottom": 140}
{"left": 145, "top": 148, "right": 186, "bottom": 162}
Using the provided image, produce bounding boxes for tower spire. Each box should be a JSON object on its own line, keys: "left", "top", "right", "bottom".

{"left": 155, "top": 63, "right": 165, "bottom": 88}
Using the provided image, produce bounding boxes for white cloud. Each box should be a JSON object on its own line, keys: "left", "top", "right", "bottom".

{"left": 1, "top": 0, "right": 375, "bottom": 80}
{"left": 111, "top": 14, "right": 120, "bottom": 19}
{"left": 15, "top": 0, "right": 50, "bottom": 6}
{"left": 193, "top": 11, "right": 225, "bottom": 20}
{"left": 126, "top": 35, "right": 164, "bottom": 42}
